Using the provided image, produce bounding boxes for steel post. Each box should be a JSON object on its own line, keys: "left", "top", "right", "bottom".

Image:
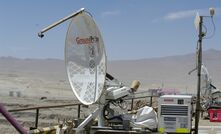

{"left": 35, "top": 109, "right": 39, "bottom": 129}
{"left": 195, "top": 16, "right": 203, "bottom": 134}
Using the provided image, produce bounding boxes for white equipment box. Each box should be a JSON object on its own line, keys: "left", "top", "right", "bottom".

{"left": 158, "top": 95, "right": 193, "bottom": 133}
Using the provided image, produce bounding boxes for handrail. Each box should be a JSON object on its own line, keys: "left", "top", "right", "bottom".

{"left": 8, "top": 103, "right": 84, "bottom": 129}
{"left": 6, "top": 95, "right": 158, "bottom": 131}
{"left": 8, "top": 103, "right": 83, "bottom": 112}
{"left": 8, "top": 95, "right": 158, "bottom": 112}
{"left": 124, "top": 95, "right": 159, "bottom": 100}
{"left": 4, "top": 94, "right": 202, "bottom": 134}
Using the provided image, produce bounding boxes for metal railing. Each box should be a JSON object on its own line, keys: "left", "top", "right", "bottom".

{"left": 124, "top": 95, "right": 158, "bottom": 110}
{"left": 7, "top": 94, "right": 158, "bottom": 130}
{"left": 8, "top": 103, "right": 83, "bottom": 129}
{"left": 5, "top": 94, "right": 207, "bottom": 134}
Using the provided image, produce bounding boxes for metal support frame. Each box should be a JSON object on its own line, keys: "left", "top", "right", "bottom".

{"left": 76, "top": 108, "right": 101, "bottom": 132}
{"left": 150, "top": 96, "right": 153, "bottom": 107}
{"left": 38, "top": 8, "right": 85, "bottom": 38}
{"left": 78, "top": 104, "right": 81, "bottom": 119}
{"left": 131, "top": 98, "right": 134, "bottom": 110}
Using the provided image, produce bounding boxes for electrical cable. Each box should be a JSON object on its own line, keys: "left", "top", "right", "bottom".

{"left": 204, "top": 16, "right": 216, "bottom": 39}
{"left": 202, "top": 24, "right": 207, "bottom": 37}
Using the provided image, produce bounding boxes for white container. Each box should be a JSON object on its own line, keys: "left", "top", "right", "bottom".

{"left": 158, "top": 95, "right": 193, "bottom": 133}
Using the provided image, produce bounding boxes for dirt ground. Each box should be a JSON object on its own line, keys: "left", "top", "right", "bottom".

{"left": 1, "top": 57, "right": 221, "bottom": 133}
{"left": 1, "top": 95, "right": 221, "bottom": 134}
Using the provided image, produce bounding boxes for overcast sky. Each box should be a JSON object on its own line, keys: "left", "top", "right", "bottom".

{"left": 0, "top": 1, "right": 220, "bottom": 60}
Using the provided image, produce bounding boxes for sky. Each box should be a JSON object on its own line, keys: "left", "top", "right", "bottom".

{"left": 0, "top": 1, "right": 220, "bottom": 60}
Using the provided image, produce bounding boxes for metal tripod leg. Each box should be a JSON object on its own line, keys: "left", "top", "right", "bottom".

{"left": 76, "top": 108, "right": 101, "bottom": 132}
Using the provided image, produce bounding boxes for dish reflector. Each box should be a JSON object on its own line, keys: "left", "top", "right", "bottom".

{"left": 201, "top": 64, "right": 211, "bottom": 95}
{"left": 65, "top": 12, "right": 106, "bottom": 105}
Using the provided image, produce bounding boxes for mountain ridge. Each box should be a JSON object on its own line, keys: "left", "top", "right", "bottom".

{"left": 0, "top": 49, "right": 221, "bottom": 93}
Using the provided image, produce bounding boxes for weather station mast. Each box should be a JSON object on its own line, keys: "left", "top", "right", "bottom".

{"left": 194, "top": 7, "right": 215, "bottom": 134}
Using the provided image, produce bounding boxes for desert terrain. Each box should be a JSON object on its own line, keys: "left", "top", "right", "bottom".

{"left": 1, "top": 49, "right": 221, "bottom": 133}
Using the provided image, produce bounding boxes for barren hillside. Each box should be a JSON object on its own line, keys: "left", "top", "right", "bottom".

{"left": 0, "top": 49, "right": 221, "bottom": 96}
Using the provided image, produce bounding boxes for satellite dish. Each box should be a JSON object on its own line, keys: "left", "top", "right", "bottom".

{"left": 201, "top": 64, "right": 211, "bottom": 96}
{"left": 65, "top": 11, "right": 106, "bottom": 105}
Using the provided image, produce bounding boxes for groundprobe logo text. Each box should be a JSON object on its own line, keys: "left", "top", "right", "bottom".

{"left": 76, "top": 36, "right": 99, "bottom": 45}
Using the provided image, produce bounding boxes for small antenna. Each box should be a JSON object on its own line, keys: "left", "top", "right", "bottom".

{"left": 209, "top": 7, "right": 215, "bottom": 17}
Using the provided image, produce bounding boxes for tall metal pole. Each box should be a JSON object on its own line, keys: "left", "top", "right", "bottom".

{"left": 195, "top": 16, "right": 203, "bottom": 134}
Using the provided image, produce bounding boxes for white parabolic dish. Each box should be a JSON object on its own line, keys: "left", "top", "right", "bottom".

{"left": 65, "top": 12, "right": 106, "bottom": 105}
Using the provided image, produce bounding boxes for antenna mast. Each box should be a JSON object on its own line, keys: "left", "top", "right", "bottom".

{"left": 194, "top": 8, "right": 215, "bottom": 134}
